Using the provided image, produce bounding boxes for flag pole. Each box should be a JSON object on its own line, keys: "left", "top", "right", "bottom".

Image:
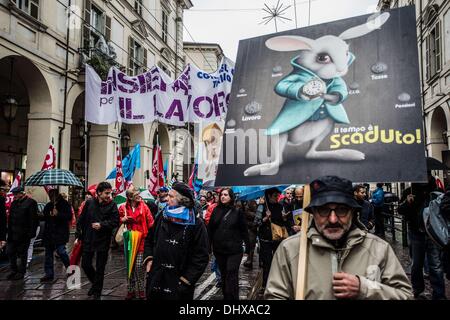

{"left": 295, "top": 184, "right": 311, "bottom": 300}
{"left": 84, "top": 119, "right": 88, "bottom": 193}
{"left": 156, "top": 123, "right": 160, "bottom": 190}
{"left": 188, "top": 122, "right": 191, "bottom": 183}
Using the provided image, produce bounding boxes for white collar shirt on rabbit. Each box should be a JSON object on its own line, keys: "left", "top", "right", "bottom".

{"left": 265, "top": 56, "right": 353, "bottom": 136}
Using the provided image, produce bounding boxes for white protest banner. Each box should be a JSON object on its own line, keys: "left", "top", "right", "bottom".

{"left": 188, "top": 57, "right": 235, "bottom": 123}
{"left": 157, "top": 67, "right": 190, "bottom": 126}
{"left": 84, "top": 58, "right": 235, "bottom": 126}
{"left": 85, "top": 65, "right": 117, "bottom": 124}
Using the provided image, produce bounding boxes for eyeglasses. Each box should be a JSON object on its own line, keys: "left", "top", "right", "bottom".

{"left": 312, "top": 205, "right": 352, "bottom": 218}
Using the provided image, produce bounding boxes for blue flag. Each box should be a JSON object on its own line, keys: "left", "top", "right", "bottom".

{"left": 106, "top": 144, "right": 141, "bottom": 181}
{"left": 163, "top": 158, "right": 168, "bottom": 183}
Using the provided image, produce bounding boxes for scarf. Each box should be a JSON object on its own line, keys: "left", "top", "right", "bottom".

{"left": 163, "top": 205, "right": 196, "bottom": 226}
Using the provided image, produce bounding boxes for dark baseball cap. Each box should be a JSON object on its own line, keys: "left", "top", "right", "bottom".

{"left": 305, "top": 176, "right": 361, "bottom": 213}
{"left": 159, "top": 187, "right": 169, "bottom": 193}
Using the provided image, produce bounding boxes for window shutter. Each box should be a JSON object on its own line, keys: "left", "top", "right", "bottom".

{"left": 128, "top": 36, "right": 134, "bottom": 75}
{"left": 143, "top": 49, "right": 148, "bottom": 70}
{"left": 105, "top": 15, "right": 111, "bottom": 41}
{"left": 426, "top": 34, "right": 430, "bottom": 80}
{"left": 83, "top": 0, "right": 92, "bottom": 50}
{"left": 436, "top": 21, "right": 441, "bottom": 72}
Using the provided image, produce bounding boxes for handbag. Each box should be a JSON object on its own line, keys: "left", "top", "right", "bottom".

{"left": 115, "top": 208, "right": 128, "bottom": 245}
{"left": 271, "top": 222, "right": 288, "bottom": 241}
{"left": 115, "top": 223, "right": 127, "bottom": 245}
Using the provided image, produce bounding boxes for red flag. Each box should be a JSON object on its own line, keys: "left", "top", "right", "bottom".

{"left": 115, "top": 145, "right": 125, "bottom": 194}
{"left": 41, "top": 143, "right": 56, "bottom": 194}
{"left": 5, "top": 172, "right": 22, "bottom": 218}
{"left": 149, "top": 144, "right": 164, "bottom": 196}
{"left": 188, "top": 164, "right": 196, "bottom": 190}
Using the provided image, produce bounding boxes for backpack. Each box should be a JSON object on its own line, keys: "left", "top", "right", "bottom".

{"left": 422, "top": 191, "right": 450, "bottom": 248}
{"left": 372, "top": 189, "right": 384, "bottom": 207}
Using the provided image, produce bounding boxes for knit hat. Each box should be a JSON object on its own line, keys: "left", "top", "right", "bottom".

{"left": 172, "top": 182, "right": 194, "bottom": 203}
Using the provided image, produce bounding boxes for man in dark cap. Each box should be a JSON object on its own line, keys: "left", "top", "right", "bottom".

{"left": 265, "top": 175, "right": 413, "bottom": 300}
{"left": 6, "top": 186, "right": 38, "bottom": 280}
{"left": 155, "top": 186, "right": 169, "bottom": 219}
{"left": 143, "top": 181, "right": 209, "bottom": 300}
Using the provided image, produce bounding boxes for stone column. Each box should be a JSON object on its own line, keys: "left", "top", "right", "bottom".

{"left": 88, "top": 124, "right": 119, "bottom": 187}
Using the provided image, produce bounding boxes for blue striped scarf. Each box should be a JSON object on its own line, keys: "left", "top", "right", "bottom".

{"left": 163, "top": 205, "right": 196, "bottom": 226}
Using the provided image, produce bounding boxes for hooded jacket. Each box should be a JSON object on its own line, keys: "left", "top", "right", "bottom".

{"left": 119, "top": 200, "right": 154, "bottom": 252}
{"left": 266, "top": 58, "right": 350, "bottom": 136}
{"left": 264, "top": 221, "right": 413, "bottom": 300}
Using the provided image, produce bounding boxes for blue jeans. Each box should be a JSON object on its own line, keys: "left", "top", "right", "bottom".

{"left": 409, "top": 231, "right": 447, "bottom": 299}
{"left": 45, "top": 244, "right": 70, "bottom": 278}
{"left": 210, "top": 255, "right": 221, "bottom": 282}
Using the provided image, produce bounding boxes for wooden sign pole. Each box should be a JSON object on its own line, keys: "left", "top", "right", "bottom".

{"left": 295, "top": 184, "right": 311, "bottom": 300}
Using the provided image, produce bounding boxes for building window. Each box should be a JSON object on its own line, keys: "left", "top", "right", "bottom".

{"left": 12, "top": 0, "right": 40, "bottom": 19}
{"left": 134, "top": 0, "right": 143, "bottom": 16}
{"left": 89, "top": 5, "right": 105, "bottom": 48}
{"left": 83, "top": 1, "right": 111, "bottom": 55}
{"left": 158, "top": 61, "right": 172, "bottom": 77}
{"left": 162, "top": 8, "right": 168, "bottom": 43}
{"left": 445, "top": 9, "right": 450, "bottom": 64}
{"left": 426, "top": 21, "right": 442, "bottom": 81}
{"left": 128, "top": 37, "right": 147, "bottom": 75}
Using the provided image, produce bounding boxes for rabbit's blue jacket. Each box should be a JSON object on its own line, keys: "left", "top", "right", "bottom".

{"left": 265, "top": 56, "right": 350, "bottom": 136}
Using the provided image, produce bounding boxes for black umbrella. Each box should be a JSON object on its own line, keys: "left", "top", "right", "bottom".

{"left": 426, "top": 157, "right": 449, "bottom": 171}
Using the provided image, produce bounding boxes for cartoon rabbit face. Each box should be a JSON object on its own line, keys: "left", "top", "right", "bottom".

{"left": 293, "top": 36, "right": 352, "bottom": 79}
{"left": 265, "top": 13, "right": 390, "bottom": 80}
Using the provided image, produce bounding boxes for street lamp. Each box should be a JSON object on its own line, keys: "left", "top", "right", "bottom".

{"left": 3, "top": 57, "right": 18, "bottom": 134}
{"left": 2, "top": 96, "right": 18, "bottom": 122}
{"left": 120, "top": 127, "right": 131, "bottom": 155}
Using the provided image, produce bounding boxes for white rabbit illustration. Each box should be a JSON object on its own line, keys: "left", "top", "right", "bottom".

{"left": 244, "top": 13, "right": 390, "bottom": 177}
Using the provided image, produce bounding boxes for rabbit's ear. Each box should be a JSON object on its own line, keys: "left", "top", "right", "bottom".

{"left": 339, "top": 12, "right": 390, "bottom": 40}
{"left": 265, "top": 36, "right": 314, "bottom": 52}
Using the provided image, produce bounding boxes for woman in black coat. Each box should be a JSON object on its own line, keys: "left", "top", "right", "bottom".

{"left": 143, "top": 182, "right": 209, "bottom": 300}
{"left": 40, "top": 190, "right": 72, "bottom": 282}
{"left": 207, "top": 188, "right": 249, "bottom": 300}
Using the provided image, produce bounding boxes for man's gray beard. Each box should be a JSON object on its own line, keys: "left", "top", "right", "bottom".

{"left": 319, "top": 221, "right": 352, "bottom": 242}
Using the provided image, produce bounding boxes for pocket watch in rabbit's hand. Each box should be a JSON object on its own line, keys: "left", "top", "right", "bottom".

{"left": 300, "top": 78, "right": 326, "bottom": 100}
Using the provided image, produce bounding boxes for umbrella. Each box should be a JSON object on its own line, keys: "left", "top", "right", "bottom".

{"left": 114, "top": 188, "right": 155, "bottom": 206}
{"left": 138, "top": 188, "right": 155, "bottom": 202}
{"left": 426, "top": 157, "right": 449, "bottom": 171}
{"left": 25, "top": 169, "right": 83, "bottom": 187}
{"left": 127, "top": 230, "right": 143, "bottom": 279}
{"left": 201, "top": 179, "right": 217, "bottom": 191}
{"left": 123, "top": 230, "right": 130, "bottom": 276}
{"left": 236, "top": 185, "right": 289, "bottom": 201}
{"left": 283, "top": 184, "right": 301, "bottom": 192}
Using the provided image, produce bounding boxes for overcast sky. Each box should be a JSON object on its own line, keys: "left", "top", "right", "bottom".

{"left": 184, "top": 0, "right": 380, "bottom": 63}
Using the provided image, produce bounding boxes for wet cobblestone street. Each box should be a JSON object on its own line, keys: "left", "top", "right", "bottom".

{"left": 0, "top": 230, "right": 448, "bottom": 300}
